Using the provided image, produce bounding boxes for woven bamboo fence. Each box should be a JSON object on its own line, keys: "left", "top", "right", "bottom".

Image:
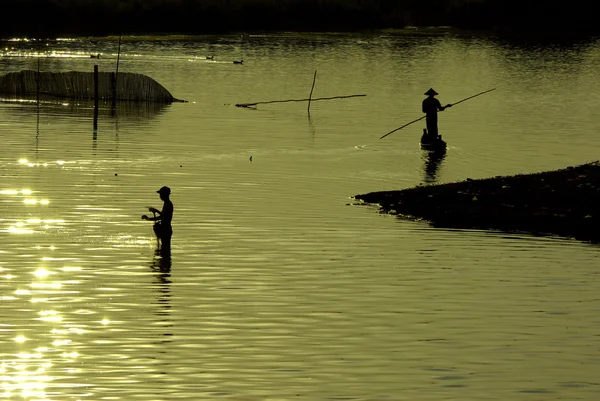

{"left": 0, "top": 70, "right": 176, "bottom": 103}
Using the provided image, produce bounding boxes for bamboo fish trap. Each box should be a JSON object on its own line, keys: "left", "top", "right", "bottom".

{"left": 0, "top": 70, "right": 177, "bottom": 103}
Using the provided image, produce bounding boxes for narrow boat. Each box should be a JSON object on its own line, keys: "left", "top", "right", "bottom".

{"left": 420, "top": 129, "right": 447, "bottom": 152}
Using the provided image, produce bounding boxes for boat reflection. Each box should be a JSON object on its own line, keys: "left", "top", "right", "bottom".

{"left": 422, "top": 149, "right": 446, "bottom": 183}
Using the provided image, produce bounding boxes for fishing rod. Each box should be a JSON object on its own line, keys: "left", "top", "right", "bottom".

{"left": 379, "top": 88, "right": 496, "bottom": 140}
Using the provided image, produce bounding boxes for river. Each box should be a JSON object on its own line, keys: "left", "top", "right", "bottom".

{"left": 1, "top": 30, "right": 599, "bottom": 400}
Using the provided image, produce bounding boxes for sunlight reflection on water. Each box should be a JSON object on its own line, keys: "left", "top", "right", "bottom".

{"left": 1, "top": 31, "right": 600, "bottom": 400}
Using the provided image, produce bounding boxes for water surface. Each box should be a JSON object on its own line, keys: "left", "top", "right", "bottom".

{"left": 1, "top": 31, "right": 599, "bottom": 400}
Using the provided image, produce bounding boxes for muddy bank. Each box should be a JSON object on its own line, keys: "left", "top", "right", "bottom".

{"left": 355, "top": 161, "right": 600, "bottom": 242}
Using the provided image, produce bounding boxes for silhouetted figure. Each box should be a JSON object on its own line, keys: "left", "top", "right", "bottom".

{"left": 90, "top": 53, "right": 100, "bottom": 59}
{"left": 142, "top": 186, "right": 174, "bottom": 252}
{"left": 422, "top": 88, "right": 452, "bottom": 138}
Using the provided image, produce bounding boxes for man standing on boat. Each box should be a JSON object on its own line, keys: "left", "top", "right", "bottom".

{"left": 422, "top": 88, "right": 452, "bottom": 140}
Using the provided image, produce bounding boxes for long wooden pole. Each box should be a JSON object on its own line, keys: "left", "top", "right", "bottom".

{"left": 115, "top": 34, "right": 122, "bottom": 75}
{"left": 379, "top": 88, "right": 496, "bottom": 140}
{"left": 236, "top": 94, "right": 366, "bottom": 108}
{"left": 93, "top": 65, "right": 99, "bottom": 132}
{"left": 307, "top": 70, "right": 317, "bottom": 114}
{"left": 36, "top": 43, "right": 41, "bottom": 156}
{"left": 379, "top": 115, "right": 425, "bottom": 140}
{"left": 450, "top": 87, "right": 496, "bottom": 107}
{"left": 112, "top": 35, "right": 122, "bottom": 107}
{"left": 36, "top": 49, "right": 40, "bottom": 104}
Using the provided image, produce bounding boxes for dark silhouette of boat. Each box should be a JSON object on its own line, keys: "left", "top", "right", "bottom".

{"left": 420, "top": 128, "right": 447, "bottom": 152}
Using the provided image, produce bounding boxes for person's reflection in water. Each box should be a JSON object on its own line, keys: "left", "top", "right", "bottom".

{"left": 150, "top": 249, "right": 174, "bottom": 354}
{"left": 152, "top": 248, "right": 172, "bottom": 275}
{"left": 422, "top": 150, "right": 447, "bottom": 183}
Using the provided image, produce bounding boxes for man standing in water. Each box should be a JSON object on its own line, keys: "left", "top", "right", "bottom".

{"left": 422, "top": 88, "right": 452, "bottom": 141}
{"left": 142, "top": 186, "right": 174, "bottom": 252}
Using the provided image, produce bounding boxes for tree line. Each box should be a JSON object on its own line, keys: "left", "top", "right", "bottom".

{"left": 0, "top": 0, "right": 596, "bottom": 37}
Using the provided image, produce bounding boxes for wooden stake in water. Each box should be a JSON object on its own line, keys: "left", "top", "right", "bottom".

{"left": 36, "top": 46, "right": 40, "bottom": 104}
{"left": 93, "top": 65, "right": 99, "bottom": 132}
{"left": 36, "top": 40, "right": 41, "bottom": 154}
{"left": 112, "top": 35, "right": 122, "bottom": 107}
{"left": 308, "top": 70, "right": 317, "bottom": 114}
{"left": 116, "top": 34, "right": 122, "bottom": 76}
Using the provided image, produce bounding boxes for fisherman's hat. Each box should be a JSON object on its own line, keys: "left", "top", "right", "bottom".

{"left": 424, "top": 88, "right": 438, "bottom": 96}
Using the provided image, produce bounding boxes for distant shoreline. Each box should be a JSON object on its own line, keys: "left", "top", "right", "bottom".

{"left": 0, "top": 0, "right": 598, "bottom": 38}
{"left": 1, "top": 27, "right": 597, "bottom": 46}
{"left": 355, "top": 162, "right": 600, "bottom": 243}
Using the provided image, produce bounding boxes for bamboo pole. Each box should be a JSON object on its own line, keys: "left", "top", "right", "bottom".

{"left": 116, "top": 35, "right": 122, "bottom": 76}
{"left": 93, "top": 65, "right": 99, "bottom": 131}
{"left": 379, "top": 115, "right": 425, "bottom": 139}
{"left": 36, "top": 50, "right": 40, "bottom": 103}
{"left": 307, "top": 70, "right": 317, "bottom": 114}
{"left": 112, "top": 35, "right": 122, "bottom": 107}
{"left": 36, "top": 46, "right": 41, "bottom": 157}
{"left": 236, "top": 94, "right": 366, "bottom": 108}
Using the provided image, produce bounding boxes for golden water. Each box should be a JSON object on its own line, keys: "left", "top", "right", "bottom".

{"left": 1, "top": 32, "right": 599, "bottom": 400}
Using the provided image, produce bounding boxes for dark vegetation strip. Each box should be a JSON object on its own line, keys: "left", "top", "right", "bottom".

{"left": 355, "top": 162, "right": 600, "bottom": 243}
{"left": 0, "top": 0, "right": 598, "bottom": 37}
